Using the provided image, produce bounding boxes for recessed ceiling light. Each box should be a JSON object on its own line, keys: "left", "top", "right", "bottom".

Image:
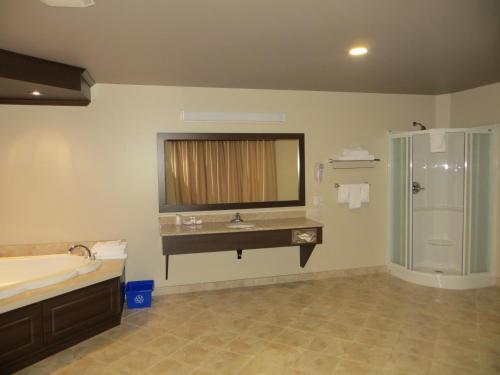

{"left": 349, "top": 47, "right": 368, "bottom": 56}
{"left": 31, "top": 91, "right": 42, "bottom": 96}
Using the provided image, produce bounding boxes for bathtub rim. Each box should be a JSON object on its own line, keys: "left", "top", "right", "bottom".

{"left": 0, "top": 254, "right": 102, "bottom": 300}
{"left": 0, "top": 257, "right": 125, "bottom": 314}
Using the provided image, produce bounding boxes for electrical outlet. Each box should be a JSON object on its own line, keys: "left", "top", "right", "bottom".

{"left": 313, "top": 195, "right": 324, "bottom": 207}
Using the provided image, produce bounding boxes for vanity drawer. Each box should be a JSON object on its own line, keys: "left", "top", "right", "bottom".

{"left": 292, "top": 228, "right": 318, "bottom": 244}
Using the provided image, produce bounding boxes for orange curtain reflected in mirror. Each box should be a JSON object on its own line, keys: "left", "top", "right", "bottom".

{"left": 167, "top": 140, "right": 277, "bottom": 204}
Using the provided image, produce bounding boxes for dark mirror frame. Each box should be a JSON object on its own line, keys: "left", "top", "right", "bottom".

{"left": 157, "top": 133, "right": 305, "bottom": 212}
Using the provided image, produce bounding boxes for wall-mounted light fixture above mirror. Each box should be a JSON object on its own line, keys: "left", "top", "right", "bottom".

{"left": 157, "top": 133, "right": 305, "bottom": 212}
{"left": 181, "top": 111, "right": 286, "bottom": 123}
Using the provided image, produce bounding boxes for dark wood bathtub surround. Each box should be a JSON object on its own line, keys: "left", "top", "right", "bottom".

{"left": 0, "top": 49, "right": 95, "bottom": 106}
{"left": 0, "top": 278, "right": 123, "bottom": 375}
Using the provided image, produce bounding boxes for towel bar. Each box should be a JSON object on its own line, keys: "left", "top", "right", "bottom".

{"left": 329, "top": 158, "right": 380, "bottom": 163}
{"left": 334, "top": 182, "right": 369, "bottom": 188}
{"left": 329, "top": 158, "right": 380, "bottom": 169}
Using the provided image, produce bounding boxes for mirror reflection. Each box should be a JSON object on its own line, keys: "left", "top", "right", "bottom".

{"left": 164, "top": 139, "right": 300, "bottom": 205}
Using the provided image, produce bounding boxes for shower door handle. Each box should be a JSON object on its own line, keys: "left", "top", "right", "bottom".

{"left": 412, "top": 181, "right": 425, "bottom": 194}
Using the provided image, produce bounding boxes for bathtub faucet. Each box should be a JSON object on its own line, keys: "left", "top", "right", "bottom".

{"left": 230, "top": 212, "right": 243, "bottom": 223}
{"left": 68, "top": 244, "right": 94, "bottom": 260}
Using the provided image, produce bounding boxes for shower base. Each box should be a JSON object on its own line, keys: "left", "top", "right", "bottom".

{"left": 388, "top": 263, "right": 496, "bottom": 289}
{"left": 412, "top": 266, "right": 461, "bottom": 276}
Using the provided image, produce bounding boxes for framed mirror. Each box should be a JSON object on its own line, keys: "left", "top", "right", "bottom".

{"left": 157, "top": 133, "right": 305, "bottom": 212}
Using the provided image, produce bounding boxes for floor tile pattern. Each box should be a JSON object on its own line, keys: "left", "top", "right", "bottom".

{"left": 16, "top": 274, "right": 500, "bottom": 374}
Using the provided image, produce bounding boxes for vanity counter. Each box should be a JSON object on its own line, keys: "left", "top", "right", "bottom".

{"left": 160, "top": 215, "right": 323, "bottom": 279}
{"left": 160, "top": 217, "right": 323, "bottom": 236}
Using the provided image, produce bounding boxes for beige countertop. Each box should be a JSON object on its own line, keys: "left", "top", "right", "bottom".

{"left": 160, "top": 217, "right": 323, "bottom": 237}
{"left": 0, "top": 259, "right": 125, "bottom": 314}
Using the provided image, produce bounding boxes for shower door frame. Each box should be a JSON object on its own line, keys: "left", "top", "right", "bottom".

{"left": 388, "top": 127, "right": 496, "bottom": 282}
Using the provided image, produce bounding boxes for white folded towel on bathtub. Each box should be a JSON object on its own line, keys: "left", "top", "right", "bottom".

{"left": 91, "top": 241, "right": 127, "bottom": 260}
{"left": 94, "top": 253, "right": 127, "bottom": 260}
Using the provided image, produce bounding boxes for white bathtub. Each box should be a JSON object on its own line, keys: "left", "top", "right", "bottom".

{"left": 0, "top": 254, "right": 102, "bottom": 299}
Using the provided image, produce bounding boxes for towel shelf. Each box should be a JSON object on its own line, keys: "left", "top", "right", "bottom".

{"left": 329, "top": 158, "right": 380, "bottom": 169}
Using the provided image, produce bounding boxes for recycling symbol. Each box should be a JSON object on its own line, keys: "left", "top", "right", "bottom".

{"left": 134, "top": 294, "right": 145, "bottom": 304}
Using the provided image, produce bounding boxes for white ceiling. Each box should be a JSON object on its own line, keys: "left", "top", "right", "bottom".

{"left": 1, "top": 0, "right": 499, "bottom": 94}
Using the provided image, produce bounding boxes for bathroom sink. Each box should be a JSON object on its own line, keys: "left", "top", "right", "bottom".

{"left": 226, "top": 223, "right": 256, "bottom": 229}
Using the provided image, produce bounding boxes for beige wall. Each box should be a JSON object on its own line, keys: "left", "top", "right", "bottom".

{"left": 0, "top": 85, "right": 435, "bottom": 288}
{"left": 450, "top": 82, "right": 500, "bottom": 128}
{"left": 434, "top": 94, "right": 451, "bottom": 128}
{"left": 449, "top": 82, "right": 500, "bottom": 278}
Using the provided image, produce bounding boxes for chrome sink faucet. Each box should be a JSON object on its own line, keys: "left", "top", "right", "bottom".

{"left": 68, "top": 244, "right": 94, "bottom": 259}
{"left": 230, "top": 212, "right": 244, "bottom": 223}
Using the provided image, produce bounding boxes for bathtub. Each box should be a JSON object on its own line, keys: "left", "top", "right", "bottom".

{"left": 0, "top": 254, "right": 102, "bottom": 299}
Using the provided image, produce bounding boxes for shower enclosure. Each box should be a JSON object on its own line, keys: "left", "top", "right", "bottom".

{"left": 388, "top": 128, "right": 496, "bottom": 289}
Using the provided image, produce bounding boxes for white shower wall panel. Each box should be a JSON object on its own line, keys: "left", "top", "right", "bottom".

{"left": 413, "top": 209, "right": 463, "bottom": 271}
{"left": 412, "top": 132, "right": 465, "bottom": 272}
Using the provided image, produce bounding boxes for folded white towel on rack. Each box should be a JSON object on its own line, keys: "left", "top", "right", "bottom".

{"left": 342, "top": 148, "right": 370, "bottom": 156}
{"left": 331, "top": 147, "right": 375, "bottom": 161}
{"left": 430, "top": 129, "right": 446, "bottom": 152}
{"left": 331, "top": 154, "right": 375, "bottom": 161}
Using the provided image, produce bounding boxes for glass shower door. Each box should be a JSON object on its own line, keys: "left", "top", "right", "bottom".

{"left": 466, "top": 132, "right": 493, "bottom": 274}
{"left": 389, "top": 137, "right": 409, "bottom": 267}
{"left": 411, "top": 132, "right": 465, "bottom": 275}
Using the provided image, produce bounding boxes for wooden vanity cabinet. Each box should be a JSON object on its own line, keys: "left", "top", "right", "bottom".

{"left": 0, "top": 277, "right": 122, "bottom": 375}
{"left": 162, "top": 226, "right": 323, "bottom": 279}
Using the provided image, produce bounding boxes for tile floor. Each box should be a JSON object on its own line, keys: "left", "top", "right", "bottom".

{"left": 16, "top": 273, "right": 500, "bottom": 374}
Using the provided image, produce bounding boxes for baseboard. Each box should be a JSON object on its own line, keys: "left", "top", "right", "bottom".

{"left": 154, "top": 265, "right": 387, "bottom": 295}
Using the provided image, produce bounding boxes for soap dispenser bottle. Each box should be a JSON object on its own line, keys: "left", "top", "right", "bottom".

{"left": 175, "top": 214, "right": 183, "bottom": 226}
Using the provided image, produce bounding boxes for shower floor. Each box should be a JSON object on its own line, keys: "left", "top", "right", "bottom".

{"left": 413, "top": 265, "right": 462, "bottom": 275}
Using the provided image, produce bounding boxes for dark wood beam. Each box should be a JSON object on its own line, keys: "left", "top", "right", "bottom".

{"left": 0, "top": 49, "right": 95, "bottom": 106}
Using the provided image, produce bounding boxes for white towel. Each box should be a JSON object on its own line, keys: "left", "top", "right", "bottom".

{"left": 343, "top": 148, "right": 370, "bottom": 156}
{"left": 348, "top": 184, "right": 363, "bottom": 209}
{"left": 430, "top": 129, "right": 446, "bottom": 153}
{"left": 91, "top": 241, "right": 127, "bottom": 259}
{"left": 331, "top": 154, "right": 375, "bottom": 161}
{"left": 337, "top": 184, "right": 369, "bottom": 209}
{"left": 338, "top": 184, "right": 350, "bottom": 203}
{"left": 94, "top": 253, "right": 127, "bottom": 260}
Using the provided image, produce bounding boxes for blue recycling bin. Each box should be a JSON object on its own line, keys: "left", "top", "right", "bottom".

{"left": 125, "top": 280, "right": 154, "bottom": 309}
